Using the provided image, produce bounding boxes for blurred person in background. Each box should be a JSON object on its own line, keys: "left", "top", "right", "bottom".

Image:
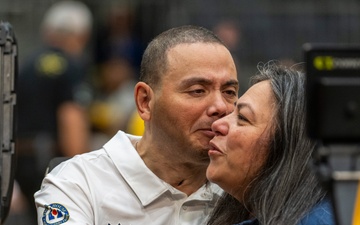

{"left": 15, "top": 1, "right": 93, "bottom": 223}
{"left": 88, "top": 54, "right": 138, "bottom": 149}
{"left": 89, "top": 2, "right": 144, "bottom": 143}
{"left": 95, "top": 2, "right": 144, "bottom": 79}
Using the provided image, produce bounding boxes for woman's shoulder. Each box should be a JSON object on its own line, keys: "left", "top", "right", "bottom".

{"left": 233, "top": 219, "right": 259, "bottom": 225}
{"left": 298, "top": 198, "right": 335, "bottom": 225}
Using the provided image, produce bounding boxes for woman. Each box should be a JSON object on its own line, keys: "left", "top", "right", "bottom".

{"left": 206, "top": 61, "right": 335, "bottom": 225}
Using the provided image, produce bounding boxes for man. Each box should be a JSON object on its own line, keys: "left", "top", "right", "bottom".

{"left": 35, "top": 25, "right": 239, "bottom": 225}
{"left": 16, "top": 1, "right": 92, "bottom": 224}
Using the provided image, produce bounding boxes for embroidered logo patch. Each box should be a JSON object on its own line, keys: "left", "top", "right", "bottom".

{"left": 42, "top": 203, "right": 70, "bottom": 225}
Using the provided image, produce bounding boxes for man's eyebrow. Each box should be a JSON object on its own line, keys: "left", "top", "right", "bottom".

{"left": 237, "top": 102, "right": 255, "bottom": 117}
{"left": 179, "top": 77, "right": 213, "bottom": 87}
{"left": 223, "top": 80, "right": 239, "bottom": 88}
{"left": 179, "top": 77, "right": 239, "bottom": 88}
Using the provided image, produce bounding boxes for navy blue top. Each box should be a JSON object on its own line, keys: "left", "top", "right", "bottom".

{"left": 234, "top": 199, "right": 335, "bottom": 225}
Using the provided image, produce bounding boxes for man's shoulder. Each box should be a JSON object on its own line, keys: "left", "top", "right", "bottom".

{"left": 49, "top": 131, "right": 140, "bottom": 178}
{"left": 49, "top": 149, "right": 110, "bottom": 175}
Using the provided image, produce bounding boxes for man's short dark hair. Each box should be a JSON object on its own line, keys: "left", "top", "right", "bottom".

{"left": 139, "top": 25, "right": 225, "bottom": 88}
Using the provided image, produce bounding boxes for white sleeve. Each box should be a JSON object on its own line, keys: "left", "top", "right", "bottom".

{"left": 34, "top": 161, "right": 94, "bottom": 225}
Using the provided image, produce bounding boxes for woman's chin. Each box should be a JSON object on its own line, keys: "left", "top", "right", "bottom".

{"left": 206, "top": 165, "right": 220, "bottom": 184}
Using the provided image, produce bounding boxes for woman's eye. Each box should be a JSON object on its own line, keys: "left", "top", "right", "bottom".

{"left": 237, "top": 114, "right": 248, "bottom": 122}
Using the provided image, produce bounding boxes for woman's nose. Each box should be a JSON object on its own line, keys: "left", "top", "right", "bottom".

{"left": 211, "top": 114, "right": 230, "bottom": 136}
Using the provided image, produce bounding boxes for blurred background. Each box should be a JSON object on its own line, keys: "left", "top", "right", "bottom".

{"left": 3, "top": 0, "right": 360, "bottom": 91}
{"left": 1, "top": 0, "right": 360, "bottom": 224}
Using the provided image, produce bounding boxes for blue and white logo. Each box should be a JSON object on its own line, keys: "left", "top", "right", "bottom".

{"left": 42, "top": 203, "right": 70, "bottom": 225}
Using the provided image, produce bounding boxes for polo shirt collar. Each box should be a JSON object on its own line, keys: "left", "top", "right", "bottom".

{"left": 104, "top": 131, "right": 222, "bottom": 207}
{"left": 103, "top": 131, "right": 169, "bottom": 206}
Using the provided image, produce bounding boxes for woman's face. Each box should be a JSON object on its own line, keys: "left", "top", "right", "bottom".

{"left": 206, "top": 80, "right": 276, "bottom": 202}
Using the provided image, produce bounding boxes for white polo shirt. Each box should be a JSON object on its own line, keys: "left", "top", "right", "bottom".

{"left": 35, "top": 131, "right": 223, "bottom": 225}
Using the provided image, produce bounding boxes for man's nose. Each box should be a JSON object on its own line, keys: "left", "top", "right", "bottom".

{"left": 207, "top": 93, "right": 230, "bottom": 118}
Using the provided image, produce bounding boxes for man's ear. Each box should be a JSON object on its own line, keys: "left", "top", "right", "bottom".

{"left": 134, "top": 82, "right": 153, "bottom": 121}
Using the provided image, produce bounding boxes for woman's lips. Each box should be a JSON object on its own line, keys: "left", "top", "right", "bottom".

{"left": 208, "top": 141, "right": 224, "bottom": 156}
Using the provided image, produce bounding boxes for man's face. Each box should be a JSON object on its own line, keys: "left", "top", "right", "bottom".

{"left": 151, "top": 42, "right": 238, "bottom": 164}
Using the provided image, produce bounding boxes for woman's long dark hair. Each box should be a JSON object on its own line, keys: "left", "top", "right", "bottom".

{"left": 207, "top": 61, "right": 327, "bottom": 225}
